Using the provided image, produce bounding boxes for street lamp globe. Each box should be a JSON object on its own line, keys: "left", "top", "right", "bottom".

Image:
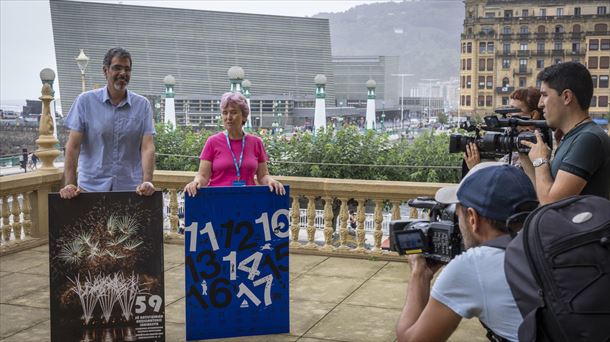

{"left": 314, "top": 74, "right": 327, "bottom": 85}
{"left": 40, "top": 68, "right": 56, "bottom": 83}
{"left": 75, "top": 49, "right": 90, "bottom": 74}
{"left": 163, "top": 75, "right": 176, "bottom": 86}
{"left": 227, "top": 66, "right": 245, "bottom": 80}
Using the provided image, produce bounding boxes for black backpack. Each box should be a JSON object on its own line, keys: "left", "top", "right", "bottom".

{"left": 502, "top": 195, "right": 610, "bottom": 342}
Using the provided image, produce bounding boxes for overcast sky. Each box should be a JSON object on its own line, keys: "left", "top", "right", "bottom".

{"left": 0, "top": 0, "right": 393, "bottom": 106}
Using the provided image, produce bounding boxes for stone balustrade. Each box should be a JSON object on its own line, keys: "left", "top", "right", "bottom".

{"left": 1, "top": 169, "right": 449, "bottom": 260}
{"left": 154, "top": 171, "right": 450, "bottom": 261}
{"left": 0, "top": 169, "right": 63, "bottom": 255}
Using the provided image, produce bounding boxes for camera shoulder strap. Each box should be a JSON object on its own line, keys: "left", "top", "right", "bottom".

{"left": 479, "top": 320, "right": 511, "bottom": 342}
{"left": 479, "top": 234, "right": 513, "bottom": 342}
{"left": 480, "top": 234, "right": 512, "bottom": 250}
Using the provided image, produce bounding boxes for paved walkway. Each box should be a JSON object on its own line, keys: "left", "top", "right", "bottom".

{"left": 0, "top": 243, "right": 486, "bottom": 341}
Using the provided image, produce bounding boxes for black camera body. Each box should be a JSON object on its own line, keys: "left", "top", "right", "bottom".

{"left": 389, "top": 198, "right": 463, "bottom": 263}
{"left": 449, "top": 107, "right": 551, "bottom": 159}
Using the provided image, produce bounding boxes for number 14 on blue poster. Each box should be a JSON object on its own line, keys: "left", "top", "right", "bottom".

{"left": 184, "top": 186, "right": 290, "bottom": 341}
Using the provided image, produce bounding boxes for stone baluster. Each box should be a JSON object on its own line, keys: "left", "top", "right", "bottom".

{"left": 2, "top": 196, "right": 11, "bottom": 242}
{"left": 169, "top": 189, "right": 179, "bottom": 233}
{"left": 22, "top": 192, "right": 32, "bottom": 238}
{"left": 354, "top": 198, "right": 367, "bottom": 252}
{"left": 391, "top": 200, "right": 402, "bottom": 220}
{"left": 320, "top": 196, "right": 335, "bottom": 251}
{"left": 304, "top": 196, "right": 317, "bottom": 248}
{"left": 289, "top": 195, "right": 301, "bottom": 247}
{"left": 410, "top": 206, "right": 418, "bottom": 219}
{"left": 371, "top": 199, "right": 384, "bottom": 253}
{"left": 337, "top": 197, "right": 349, "bottom": 250}
{"left": 11, "top": 194, "right": 22, "bottom": 240}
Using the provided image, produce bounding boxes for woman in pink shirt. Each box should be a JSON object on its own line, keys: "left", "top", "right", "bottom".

{"left": 184, "top": 92, "right": 285, "bottom": 196}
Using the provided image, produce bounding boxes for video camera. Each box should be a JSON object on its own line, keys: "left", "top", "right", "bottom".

{"left": 389, "top": 197, "right": 463, "bottom": 263}
{"left": 449, "top": 107, "right": 551, "bottom": 160}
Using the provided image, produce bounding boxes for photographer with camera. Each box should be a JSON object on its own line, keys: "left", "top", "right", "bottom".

{"left": 396, "top": 162, "right": 538, "bottom": 342}
{"left": 464, "top": 87, "right": 543, "bottom": 170}
{"left": 520, "top": 62, "right": 610, "bottom": 203}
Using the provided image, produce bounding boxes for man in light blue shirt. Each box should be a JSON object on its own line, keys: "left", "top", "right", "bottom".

{"left": 396, "top": 162, "right": 538, "bottom": 342}
{"left": 59, "top": 47, "right": 156, "bottom": 199}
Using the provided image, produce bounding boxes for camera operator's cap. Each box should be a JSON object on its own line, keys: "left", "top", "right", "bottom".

{"left": 435, "top": 162, "right": 537, "bottom": 221}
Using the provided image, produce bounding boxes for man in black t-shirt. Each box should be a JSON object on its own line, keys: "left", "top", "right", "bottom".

{"left": 521, "top": 62, "right": 610, "bottom": 204}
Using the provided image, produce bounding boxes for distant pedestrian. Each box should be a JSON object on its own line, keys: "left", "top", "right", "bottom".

{"left": 30, "top": 153, "right": 38, "bottom": 170}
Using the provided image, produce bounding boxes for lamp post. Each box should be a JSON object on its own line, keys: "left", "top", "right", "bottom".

{"left": 75, "top": 49, "right": 90, "bottom": 93}
{"left": 163, "top": 75, "right": 176, "bottom": 128}
{"left": 421, "top": 78, "right": 439, "bottom": 123}
{"left": 40, "top": 68, "right": 57, "bottom": 138}
{"left": 391, "top": 73, "right": 414, "bottom": 133}
{"left": 242, "top": 79, "right": 252, "bottom": 130}
{"left": 36, "top": 68, "right": 61, "bottom": 170}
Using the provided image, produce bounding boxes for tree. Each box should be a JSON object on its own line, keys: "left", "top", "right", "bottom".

{"left": 437, "top": 111, "right": 449, "bottom": 125}
{"left": 263, "top": 126, "right": 461, "bottom": 183}
{"left": 154, "top": 124, "right": 212, "bottom": 171}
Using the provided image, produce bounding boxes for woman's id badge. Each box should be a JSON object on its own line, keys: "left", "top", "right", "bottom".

{"left": 232, "top": 180, "right": 246, "bottom": 186}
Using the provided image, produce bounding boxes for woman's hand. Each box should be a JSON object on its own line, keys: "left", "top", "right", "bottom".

{"left": 464, "top": 142, "right": 480, "bottom": 170}
{"left": 185, "top": 161, "right": 212, "bottom": 197}
{"left": 267, "top": 178, "right": 286, "bottom": 196}
{"left": 184, "top": 179, "right": 205, "bottom": 197}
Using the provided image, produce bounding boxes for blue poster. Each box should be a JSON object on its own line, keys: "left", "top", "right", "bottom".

{"left": 184, "top": 186, "right": 290, "bottom": 340}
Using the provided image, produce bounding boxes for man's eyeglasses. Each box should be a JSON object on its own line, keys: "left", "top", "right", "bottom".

{"left": 109, "top": 65, "right": 131, "bottom": 73}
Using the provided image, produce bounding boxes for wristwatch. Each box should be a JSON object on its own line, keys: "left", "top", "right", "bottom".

{"left": 532, "top": 158, "right": 548, "bottom": 168}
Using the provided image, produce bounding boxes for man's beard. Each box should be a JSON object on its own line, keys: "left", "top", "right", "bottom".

{"left": 461, "top": 227, "right": 479, "bottom": 249}
{"left": 113, "top": 78, "right": 129, "bottom": 91}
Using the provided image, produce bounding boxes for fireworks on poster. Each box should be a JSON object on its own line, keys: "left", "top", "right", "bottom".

{"left": 49, "top": 192, "right": 165, "bottom": 342}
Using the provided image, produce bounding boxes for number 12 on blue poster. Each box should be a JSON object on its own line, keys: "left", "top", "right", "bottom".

{"left": 184, "top": 186, "right": 290, "bottom": 340}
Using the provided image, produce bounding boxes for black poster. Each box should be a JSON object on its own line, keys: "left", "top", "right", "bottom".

{"left": 49, "top": 192, "right": 165, "bottom": 342}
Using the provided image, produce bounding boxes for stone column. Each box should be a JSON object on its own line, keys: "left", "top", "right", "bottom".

{"left": 290, "top": 195, "right": 301, "bottom": 247}
{"left": 304, "top": 196, "right": 317, "bottom": 249}
{"left": 320, "top": 196, "right": 335, "bottom": 251}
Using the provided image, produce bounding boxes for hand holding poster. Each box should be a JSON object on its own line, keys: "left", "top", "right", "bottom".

{"left": 184, "top": 186, "right": 290, "bottom": 340}
{"left": 49, "top": 192, "right": 165, "bottom": 342}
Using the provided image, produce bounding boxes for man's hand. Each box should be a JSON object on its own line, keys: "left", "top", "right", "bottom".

{"left": 59, "top": 184, "right": 81, "bottom": 199}
{"left": 136, "top": 181, "right": 155, "bottom": 196}
{"left": 407, "top": 254, "right": 443, "bottom": 280}
{"left": 521, "top": 130, "right": 551, "bottom": 161}
{"left": 464, "top": 143, "right": 480, "bottom": 170}
{"left": 396, "top": 254, "right": 459, "bottom": 342}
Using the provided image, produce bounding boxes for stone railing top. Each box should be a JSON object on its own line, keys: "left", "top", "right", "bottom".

{"left": 0, "top": 169, "right": 63, "bottom": 195}
{"left": 153, "top": 170, "right": 453, "bottom": 201}
{"left": 0, "top": 169, "right": 452, "bottom": 199}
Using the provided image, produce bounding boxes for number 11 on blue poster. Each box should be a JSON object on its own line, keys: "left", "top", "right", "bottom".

{"left": 184, "top": 186, "right": 290, "bottom": 340}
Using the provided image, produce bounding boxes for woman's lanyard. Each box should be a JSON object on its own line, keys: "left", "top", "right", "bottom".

{"left": 224, "top": 131, "right": 246, "bottom": 182}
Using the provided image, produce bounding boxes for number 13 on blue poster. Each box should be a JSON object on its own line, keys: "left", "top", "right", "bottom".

{"left": 184, "top": 186, "right": 290, "bottom": 340}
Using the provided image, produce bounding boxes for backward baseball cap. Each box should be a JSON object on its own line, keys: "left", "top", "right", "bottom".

{"left": 435, "top": 162, "right": 538, "bottom": 221}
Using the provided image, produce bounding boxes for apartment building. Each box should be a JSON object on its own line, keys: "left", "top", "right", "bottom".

{"left": 460, "top": 0, "right": 609, "bottom": 118}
